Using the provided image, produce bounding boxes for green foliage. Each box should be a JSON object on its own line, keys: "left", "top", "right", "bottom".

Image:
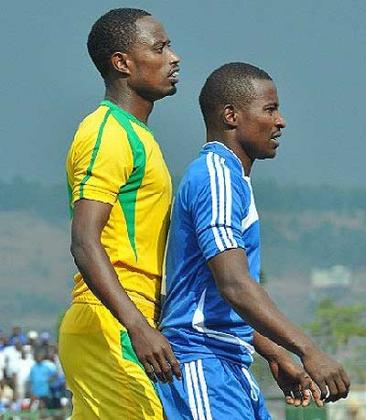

{"left": 305, "top": 299, "right": 366, "bottom": 353}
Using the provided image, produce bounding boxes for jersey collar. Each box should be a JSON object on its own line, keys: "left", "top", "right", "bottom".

{"left": 100, "top": 100, "right": 152, "bottom": 134}
{"left": 201, "top": 141, "right": 247, "bottom": 177}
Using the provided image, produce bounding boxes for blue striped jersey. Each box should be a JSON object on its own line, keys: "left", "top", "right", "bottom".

{"left": 160, "top": 141, "right": 261, "bottom": 366}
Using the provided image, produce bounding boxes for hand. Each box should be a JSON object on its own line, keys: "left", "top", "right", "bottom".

{"left": 268, "top": 354, "right": 321, "bottom": 407}
{"left": 128, "top": 322, "right": 182, "bottom": 383}
{"left": 301, "top": 349, "right": 350, "bottom": 403}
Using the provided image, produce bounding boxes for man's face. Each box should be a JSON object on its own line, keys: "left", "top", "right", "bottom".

{"left": 125, "top": 16, "right": 180, "bottom": 101}
{"left": 35, "top": 353, "right": 43, "bottom": 363}
{"left": 236, "top": 79, "right": 286, "bottom": 160}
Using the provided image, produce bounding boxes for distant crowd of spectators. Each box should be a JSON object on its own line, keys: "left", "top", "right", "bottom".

{"left": 0, "top": 326, "right": 68, "bottom": 414}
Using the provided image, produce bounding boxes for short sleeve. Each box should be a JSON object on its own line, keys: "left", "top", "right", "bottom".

{"left": 68, "top": 113, "right": 133, "bottom": 206}
{"left": 190, "top": 153, "right": 250, "bottom": 261}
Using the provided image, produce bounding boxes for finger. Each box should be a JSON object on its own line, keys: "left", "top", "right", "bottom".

{"left": 163, "top": 347, "right": 182, "bottom": 380}
{"left": 314, "top": 378, "right": 327, "bottom": 401}
{"left": 309, "top": 381, "right": 323, "bottom": 407}
{"left": 334, "top": 374, "right": 349, "bottom": 400}
{"left": 297, "top": 374, "right": 312, "bottom": 407}
{"left": 147, "top": 357, "right": 166, "bottom": 383}
{"left": 298, "top": 374, "right": 312, "bottom": 393}
{"left": 340, "top": 368, "right": 351, "bottom": 392}
{"left": 143, "top": 362, "right": 157, "bottom": 383}
{"left": 301, "top": 389, "right": 312, "bottom": 407}
{"left": 325, "top": 381, "right": 338, "bottom": 403}
{"left": 155, "top": 352, "right": 173, "bottom": 384}
{"left": 285, "top": 395, "right": 295, "bottom": 405}
{"left": 293, "top": 392, "right": 303, "bottom": 407}
{"left": 285, "top": 390, "right": 295, "bottom": 405}
{"left": 288, "top": 390, "right": 302, "bottom": 407}
{"left": 338, "top": 369, "right": 351, "bottom": 399}
{"left": 289, "top": 385, "right": 303, "bottom": 407}
{"left": 326, "top": 376, "right": 348, "bottom": 403}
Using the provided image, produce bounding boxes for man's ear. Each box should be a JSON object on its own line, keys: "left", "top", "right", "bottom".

{"left": 223, "top": 104, "right": 238, "bottom": 128}
{"left": 110, "top": 52, "right": 130, "bottom": 75}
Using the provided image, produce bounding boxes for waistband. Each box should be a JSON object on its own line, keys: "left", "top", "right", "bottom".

{"left": 73, "top": 291, "right": 160, "bottom": 322}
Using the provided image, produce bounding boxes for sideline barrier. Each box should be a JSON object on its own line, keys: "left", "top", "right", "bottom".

{"left": 2, "top": 409, "right": 71, "bottom": 420}
{"left": 2, "top": 400, "right": 366, "bottom": 420}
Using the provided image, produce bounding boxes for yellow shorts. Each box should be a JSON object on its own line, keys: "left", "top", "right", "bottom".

{"left": 59, "top": 303, "right": 164, "bottom": 419}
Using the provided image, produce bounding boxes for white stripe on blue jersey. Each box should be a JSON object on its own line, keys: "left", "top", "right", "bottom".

{"left": 185, "top": 363, "right": 198, "bottom": 420}
{"left": 196, "top": 360, "right": 213, "bottom": 420}
{"left": 192, "top": 288, "right": 255, "bottom": 359}
{"left": 206, "top": 152, "right": 225, "bottom": 252}
{"left": 242, "top": 176, "right": 259, "bottom": 231}
{"left": 189, "top": 361, "right": 206, "bottom": 420}
{"left": 161, "top": 141, "right": 261, "bottom": 366}
{"left": 183, "top": 360, "right": 213, "bottom": 420}
{"left": 207, "top": 152, "right": 238, "bottom": 250}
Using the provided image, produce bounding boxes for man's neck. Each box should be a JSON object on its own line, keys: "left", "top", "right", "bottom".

{"left": 206, "top": 134, "right": 254, "bottom": 176}
{"left": 104, "top": 83, "right": 153, "bottom": 124}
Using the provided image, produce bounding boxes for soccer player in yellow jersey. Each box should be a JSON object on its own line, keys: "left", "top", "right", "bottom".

{"left": 58, "top": 8, "right": 181, "bottom": 419}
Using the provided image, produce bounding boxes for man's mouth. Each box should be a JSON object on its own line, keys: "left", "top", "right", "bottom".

{"left": 270, "top": 133, "right": 281, "bottom": 148}
{"left": 168, "top": 68, "right": 180, "bottom": 83}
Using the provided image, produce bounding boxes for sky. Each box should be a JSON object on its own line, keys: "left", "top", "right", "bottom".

{"left": 1, "top": 0, "right": 365, "bottom": 187}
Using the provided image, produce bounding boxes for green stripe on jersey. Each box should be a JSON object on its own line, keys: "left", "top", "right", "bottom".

{"left": 120, "top": 331, "right": 143, "bottom": 368}
{"left": 67, "top": 180, "right": 73, "bottom": 219}
{"left": 120, "top": 330, "right": 158, "bottom": 392}
{"left": 101, "top": 100, "right": 147, "bottom": 260}
{"left": 79, "top": 109, "right": 111, "bottom": 198}
{"left": 101, "top": 100, "right": 152, "bottom": 134}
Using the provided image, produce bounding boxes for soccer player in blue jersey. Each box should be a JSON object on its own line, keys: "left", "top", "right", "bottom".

{"left": 157, "top": 63, "right": 350, "bottom": 419}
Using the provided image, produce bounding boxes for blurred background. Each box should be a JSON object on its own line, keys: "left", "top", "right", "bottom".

{"left": 0, "top": 1, "right": 365, "bottom": 418}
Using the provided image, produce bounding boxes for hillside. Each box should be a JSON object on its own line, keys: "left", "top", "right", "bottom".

{"left": 0, "top": 211, "right": 73, "bottom": 333}
{"left": 1, "top": 177, "right": 365, "bottom": 331}
{"left": 253, "top": 181, "right": 366, "bottom": 277}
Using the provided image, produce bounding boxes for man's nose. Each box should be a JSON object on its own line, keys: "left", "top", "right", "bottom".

{"left": 276, "top": 113, "right": 286, "bottom": 129}
{"left": 170, "top": 49, "right": 180, "bottom": 64}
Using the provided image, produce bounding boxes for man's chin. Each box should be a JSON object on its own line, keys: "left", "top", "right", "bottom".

{"left": 258, "top": 151, "right": 277, "bottom": 160}
{"left": 151, "top": 85, "right": 178, "bottom": 102}
{"left": 166, "top": 85, "right": 177, "bottom": 96}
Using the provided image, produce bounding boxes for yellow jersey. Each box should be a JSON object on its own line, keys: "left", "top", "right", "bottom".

{"left": 66, "top": 100, "right": 172, "bottom": 320}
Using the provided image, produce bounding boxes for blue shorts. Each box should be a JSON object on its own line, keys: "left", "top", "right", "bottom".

{"left": 157, "top": 357, "right": 271, "bottom": 420}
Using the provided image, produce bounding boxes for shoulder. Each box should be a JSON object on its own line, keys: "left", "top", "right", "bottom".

{"left": 74, "top": 106, "right": 129, "bottom": 149}
{"left": 192, "top": 152, "right": 247, "bottom": 193}
{"left": 178, "top": 154, "right": 211, "bottom": 196}
{"left": 67, "top": 106, "right": 133, "bottom": 168}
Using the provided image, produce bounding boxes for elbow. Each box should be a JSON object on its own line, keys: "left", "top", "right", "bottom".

{"left": 218, "top": 283, "right": 242, "bottom": 307}
{"left": 70, "top": 241, "right": 83, "bottom": 263}
{"left": 70, "top": 241, "right": 79, "bottom": 260}
{"left": 217, "top": 276, "right": 257, "bottom": 309}
{"left": 70, "top": 235, "right": 92, "bottom": 262}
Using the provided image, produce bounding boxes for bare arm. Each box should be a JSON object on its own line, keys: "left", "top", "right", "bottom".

{"left": 71, "top": 199, "right": 181, "bottom": 382}
{"left": 208, "top": 248, "right": 349, "bottom": 401}
{"left": 71, "top": 200, "right": 144, "bottom": 327}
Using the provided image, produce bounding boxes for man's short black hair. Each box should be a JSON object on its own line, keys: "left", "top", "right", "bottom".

{"left": 87, "top": 8, "right": 151, "bottom": 78}
{"left": 199, "top": 62, "right": 272, "bottom": 128}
